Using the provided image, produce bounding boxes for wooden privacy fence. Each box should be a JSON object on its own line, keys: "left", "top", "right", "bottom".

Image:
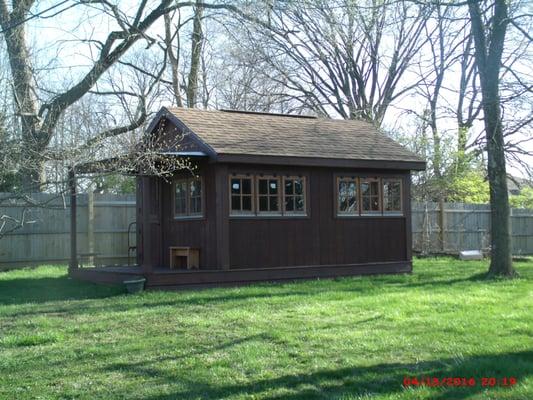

{"left": 0, "top": 194, "right": 532, "bottom": 268}
{"left": 412, "top": 201, "right": 533, "bottom": 255}
{"left": 0, "top": 193, "right": 136, "bottom": 268}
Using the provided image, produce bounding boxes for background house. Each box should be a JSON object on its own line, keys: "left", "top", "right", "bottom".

{"left": 508, "top": 175, "right": 533, "bottom": 196}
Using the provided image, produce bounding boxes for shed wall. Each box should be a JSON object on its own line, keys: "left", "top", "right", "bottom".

{"left": 226, "top": 166, "right": 409, "bottom": 269}
{"left": 141, "top": 163, "right": 411, "bottom": 270}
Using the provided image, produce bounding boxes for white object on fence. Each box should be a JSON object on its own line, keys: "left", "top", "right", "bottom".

{"left": 459, "top": 250, "right": 484, "bottom": 260}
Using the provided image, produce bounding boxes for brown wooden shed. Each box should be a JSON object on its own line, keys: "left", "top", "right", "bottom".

{"left": 70, "top": 107, "right": 425, "bottom": 289}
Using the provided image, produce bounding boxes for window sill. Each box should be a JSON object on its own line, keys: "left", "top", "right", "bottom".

{"left": 173, "top": 215, "right": 205, "bottom": 221}
{"left": 229, "top": 214, "right": 309, "bottom": 220}
{"left": 335, "top": 214, "right": 404, "bottom": 218}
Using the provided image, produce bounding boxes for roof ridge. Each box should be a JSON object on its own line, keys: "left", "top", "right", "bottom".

{"left": 166, "top": 106, "right": 320, "bottom": 119}
{"left": 166, "top": 107, "right": 379, "bottom": 125}
{"left": 219, "top": 108, "right": 317, "bottom": 119}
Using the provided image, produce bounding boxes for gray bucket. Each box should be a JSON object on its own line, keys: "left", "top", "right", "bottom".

{"left": 123, "top": 277, "right": 146, "bottom": 294}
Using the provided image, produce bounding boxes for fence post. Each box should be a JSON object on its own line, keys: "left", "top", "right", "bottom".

{"left": 68, "top": 168, "right": 78, "bottom": 270}
{"left": 439, "top": 199, "right": 446, "bottom": 252}
{"left": 510, "top": 207, "right": 513, "bottom": 255}
{"left": 88, "top": 188, "right": 94, "bottom": 265}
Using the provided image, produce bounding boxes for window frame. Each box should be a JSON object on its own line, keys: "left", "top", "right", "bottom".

{"left": 228, "top": 173, "right": 308, "bottom": 218}
{"left": 359, "top": 177, "right": 382, "bottom": 215}
{"left": 172, "top": 175, "right": 204, "bottom": 219}
{"left": 229, "top": 174, "right": 255, "bottom": 216}
{"left": 188, "top": 178, "right": 203, "bottom": 216}
{"left": 336, "top": 176, "right": 359, "bottom": 216}
{"left": 333, "top": 174, "right": 405, "bottom": 218}
{"left": 282, "top": 175, "right": 307, "bottom": 216}
{"left": 382, "top": 178, "right": 403, "bottom": 215}
{"left": 256, "top": 175, "right": 282, "bottom": 215}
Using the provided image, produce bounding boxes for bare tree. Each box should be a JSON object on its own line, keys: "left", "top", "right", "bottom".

{"left": 187, "top": 0, "right": 204, "bottom": 107}
{"left": 164, "top": 11, "right": 185, "bottom": 108}
{"left": 231, "top": 0, "right": 433, "bottom": 124}
{"left": 408, "top": 4, "right": 483, "bottom": 193}
{"left": 163, "top": 0, "right": 205, "bottom": 109}
{"left": 210, "top": 38, "right": 297, "bottom": 112}
{"left": 0, "top": 0, "right": 243, "bottom": 189}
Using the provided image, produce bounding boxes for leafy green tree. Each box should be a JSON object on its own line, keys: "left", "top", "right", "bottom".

{"left": 510, "top": 187, "right": 533, "bottom": 209}
{"left": 92, "top": 175, "right": 136, "bottom": 195}
{"left": 448, "top": 171, "right": 490, "bottom": 204}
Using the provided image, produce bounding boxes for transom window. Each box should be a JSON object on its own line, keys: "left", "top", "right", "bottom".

{"left": 383, "top": 179, "right": 402, "bottom": 213}
{"left": 337, "top": 177, "right": 358, "bottom": 214}
{"left": 230, "top": 176, "right": 254, "bottom": 213}
{"left": 257, "top": 177, "right": 280, "bottom": 213}
{"left": 229, "top": 174, "right": 307, "bottom": 216}
{"left": 174, "top": 177, "right": 203, "bottom": 217}
{"left": 283, "top": 177, "right": 306, "bottom": 214}
{"left": 361, "top": 178, "right": 380, "bottom": 213}
{"left": 336, "top": 176, "right": 403, "bottom": 216}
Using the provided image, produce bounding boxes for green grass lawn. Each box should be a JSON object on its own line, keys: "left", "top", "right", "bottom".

{"left": 0, "top": 258, "right": 531, "bottom": 400}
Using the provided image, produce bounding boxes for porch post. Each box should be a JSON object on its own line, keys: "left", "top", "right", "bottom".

{"left": 68, "top": 167, "right": 78, "bottom": 270}
{"left": 215, "top": 165, "right": 230, "bottom": 269}
{"left": 141, "top": 176, "right": 154, "bottom": 274}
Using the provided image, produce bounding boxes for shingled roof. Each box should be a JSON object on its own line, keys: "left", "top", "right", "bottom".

{"left": 156, "top": 107, "right": 425, "bottom": 170}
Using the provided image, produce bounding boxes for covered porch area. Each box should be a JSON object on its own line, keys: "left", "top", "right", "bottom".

{"left": 67, "top": 151, "right": 214, "bottom": 289}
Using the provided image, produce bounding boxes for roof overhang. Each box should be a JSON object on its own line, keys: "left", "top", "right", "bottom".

{"left": 74, "top": 151, "right": 208, "bottom": 175}
{"left": 215, "top": 153, "right": 426, "bottom": 171}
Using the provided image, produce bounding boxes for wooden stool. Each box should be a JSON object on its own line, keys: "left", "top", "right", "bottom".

{"left": 169, "top": 247, "right": 200, "bottom": 270}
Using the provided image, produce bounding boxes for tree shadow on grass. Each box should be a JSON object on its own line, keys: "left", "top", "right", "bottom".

{"left": 384, "top": 272, "right": 490, "bottom": 290}
{"left": 2, "top": 260, "right": 527, "bottom": 312}
{"left": 3, "top": 282, "right": 331, "bottom": 318}
{"left": 0, "top": 270, "right": 499, "bottom": 316}
{"left": 0, "top": 275, "right": 123, "bottom": 306}
{"left": 123, "top": 350, "right": 532, "bottom": 400}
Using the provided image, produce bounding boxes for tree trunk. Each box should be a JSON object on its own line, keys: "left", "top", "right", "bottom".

{"left": 455, "top": 124, "right": 469, "bottom": 174}
{"left": 485, "top": 101, "right": 514, "bottom": 276}
{"left": 164, "top": 13, "right": 184, "bottom": 108}
{"left": 2, "top": 19, "right": 46, "bottom": 189}
{"left": 468, "top": 0, "right": 515, "bottom": 277}
{"left": 187, "top": 0, "right": 204, "bottom": 107}
{"left": 431, "top": 127, "right": 442, "bottom": 179}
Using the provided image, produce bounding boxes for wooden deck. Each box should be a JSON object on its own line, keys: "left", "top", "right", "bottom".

{"left": 69, "top": 261, "right": 412, "bottom": 290}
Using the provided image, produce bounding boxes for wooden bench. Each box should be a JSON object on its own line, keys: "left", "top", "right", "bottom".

{"left": 169, "top": 247, "right": 200, "bottom": 270}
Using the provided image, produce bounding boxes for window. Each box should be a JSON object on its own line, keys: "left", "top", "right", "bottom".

{"left": 230, "top": 176, "right": 253, "bottom": 214}
{"left": 337, "top": 177, "right": 358, "bottom": 215}
{"left": 335, "top": 176, "right": 403, "bottom": 217}
{"left": 283, "top": 176, "right": 306, "bottom": 214}
{"left": 383, "top": 179, "right": 402, "bottom": 213}
{"left": 229, "top": 174, "right": 307, "bottom": 217}
{"left": 174, "top": 180, "right": 187, "bottom": 215}
{"left": 257, "top": 177, "right": 280, "bottom": 213}
{"left": 189, "top": 179, "right": 202, "bottom": 215}
{"left": 360, "top": 178, "right": 381, "bottom": 213}
{"left": 174, "top": 177, "right": 203, "bottom": 217}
